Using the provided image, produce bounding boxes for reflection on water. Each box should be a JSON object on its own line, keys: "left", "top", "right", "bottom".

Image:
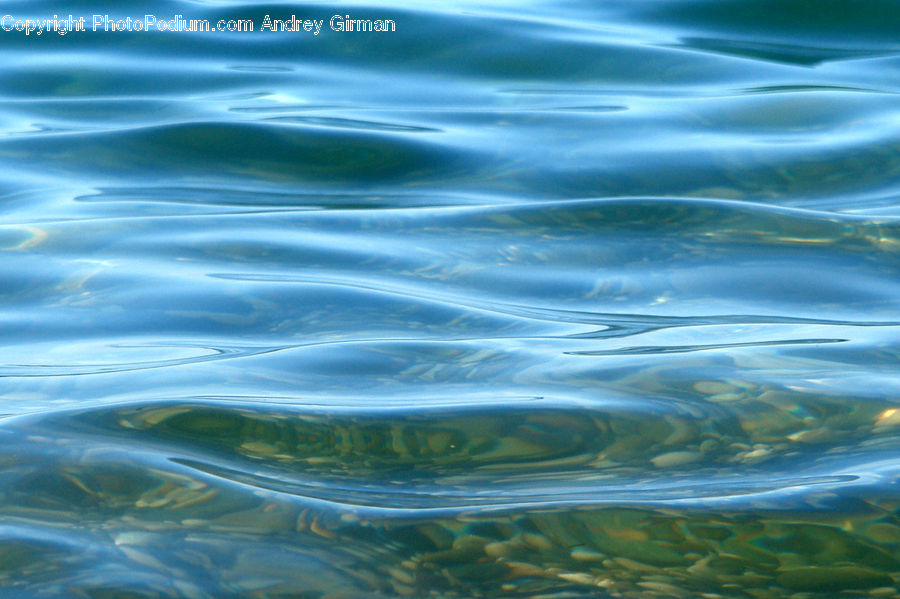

{"left": 2, "top": 0, "right": 900, "bottom": 597}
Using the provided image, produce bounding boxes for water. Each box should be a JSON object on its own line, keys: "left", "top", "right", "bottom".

{"left": 2, "top": 1, "right": 900, "bottom": 597}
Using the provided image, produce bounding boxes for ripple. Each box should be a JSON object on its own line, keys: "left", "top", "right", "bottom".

{"left": 566, "top": 337, "right": 848, "bottom": 356}
{"left": 0, "top": 341, "right": 273, "bottom": 377}
{"left": 260, "top": 116, "right": 441, "bottom": 133}
{"left": 678, "top": 36, "right": 892, "bottom": 66}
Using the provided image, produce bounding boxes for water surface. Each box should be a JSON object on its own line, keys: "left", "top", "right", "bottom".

{"left": 2, "top": 1, "right": 900, "bottom": 597}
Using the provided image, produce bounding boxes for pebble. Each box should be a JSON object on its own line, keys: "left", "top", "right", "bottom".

{"left": 662, "top": 416, "right": 695, "bottom": 445}
{"left": 637, "top": 580, "right": 689, "bottom": 597}
{"left": 699, "top": 439, "right": 719, "bottom": 453}
{"left": 613, "top": 557, "right": 658, "bottom": 572}
{"left": 239, "top": 441, "right": 280, "bottom": 455}
{"left": 596, "top": 578, "right": 615, "bottom": 589}
{"left": 505, "top": 561, "right": 545, "bottom": 578}
{"left": 391, "top": 582, "right": 416, "bottom": 596}
{"left": 694, "top": 381, "right": 736, "bottom": 395}
{"left": 521, "top": 533, "right": 553, "bottom": 551}
{"left": 181, "top": 519, "right": 207, "bottom": 527}
{"left": 118, "top": 546, "right": 169, "bottom": 571}
{"left": 739, "top": 447, "right": 772, "bottom": 463}
{"left": 388, "top": 566, "right": 415, "bottom": 585}
{"left": 786, "top": 429, "right": 832, "bottom": 443}
{"left": 484, "top": 541, "right": 512, "bottom": 558}
{"left": 295, "top": 509, "right": 309, "bottom": 532}
{"left": 570, "top": 547, "right": 605, "bottom": 562}
{"left": 651, "top": 451, "right": 701, "bottom": 468}
{"left": 557, "top": 572, "right": 596, "bottom": 585}
{"left": 310, "top": 516, "right": 337, "bottom": 539}
{"left": 707, "top": 393, "right": 744, "bottom": 403}
{"left": 875, "top": 408, "right": 900, "bottom": 427}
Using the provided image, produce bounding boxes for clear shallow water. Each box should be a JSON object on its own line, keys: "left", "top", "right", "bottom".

{"left": 2, "top": 1, "right": 900, "bottom": 597}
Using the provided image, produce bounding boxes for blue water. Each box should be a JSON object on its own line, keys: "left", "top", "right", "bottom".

{"left": 2, "top": 1, "right": 900, "bottom": 597}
